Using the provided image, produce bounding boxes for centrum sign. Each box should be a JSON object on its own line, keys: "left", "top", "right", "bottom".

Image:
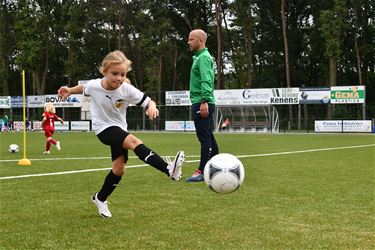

{"left": 330, "top": 86, "right": 365, "bottom": 104}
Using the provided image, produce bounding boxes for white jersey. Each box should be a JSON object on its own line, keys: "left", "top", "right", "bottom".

{"left": 83, "top": 78, "right": 151, "bottom": 134}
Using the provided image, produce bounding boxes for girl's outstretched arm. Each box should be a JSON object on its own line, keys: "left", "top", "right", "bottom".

{"left": 58, "top": 84, "right": 84, "bottom": 99}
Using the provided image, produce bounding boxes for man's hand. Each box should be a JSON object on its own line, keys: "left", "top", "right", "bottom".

{"left": 200, "top": 102, "right": 209, "bottom": 118}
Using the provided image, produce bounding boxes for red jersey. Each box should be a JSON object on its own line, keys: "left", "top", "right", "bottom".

{"left": 42, "top": 112, "right": 59, "bottom": 131}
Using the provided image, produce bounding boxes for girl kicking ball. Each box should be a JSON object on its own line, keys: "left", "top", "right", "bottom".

{"left": 57, "top": 50, "right": 185, "bottom": 218}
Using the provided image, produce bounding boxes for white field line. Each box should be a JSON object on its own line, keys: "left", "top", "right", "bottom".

{"left": 1, "top": 144, "right": 374, "bottom": 180}
{"left": 0, "top": 155, "right": 200, "bottom": 163}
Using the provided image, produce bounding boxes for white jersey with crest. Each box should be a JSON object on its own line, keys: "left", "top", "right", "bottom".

{"left": 83, "top": 78, "right": 151, "bottom": 134}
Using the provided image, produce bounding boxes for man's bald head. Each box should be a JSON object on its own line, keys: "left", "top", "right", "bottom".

{"left": 188, "top": 29, "right": 207, "bottom": 52}
{"left": 191, "top": 29, "right": 207, "bottom": 41}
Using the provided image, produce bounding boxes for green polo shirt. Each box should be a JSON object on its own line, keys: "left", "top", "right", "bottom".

{"left": 189, "top": 48, "right": 215, "bottom": 104}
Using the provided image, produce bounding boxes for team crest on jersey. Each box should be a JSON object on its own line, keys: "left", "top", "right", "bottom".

{"left": 115, "top": 99, "right": 124, "bottom": 109}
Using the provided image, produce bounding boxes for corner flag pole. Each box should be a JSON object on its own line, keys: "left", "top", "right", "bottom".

{"left": 18, "top": 70, "right": 31, "bottom": 166}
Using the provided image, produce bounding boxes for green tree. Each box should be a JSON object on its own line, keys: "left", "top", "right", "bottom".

{"left": 319, "top": 0, "right": 347, "bottom": 118}
{"left": 0, "top": 1, "right": 16, "bottom": 95}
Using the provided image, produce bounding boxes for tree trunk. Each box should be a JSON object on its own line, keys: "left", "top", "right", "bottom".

{"left": 354, "top": 37, "right": 363, "bottom": 85}
{"left": 327, "top": 57, "right": 337, "bottom": 119}
{"left": 173, "top": 46, "right": 178, "bottom": 90}
{"left": 281, "top": 0, "right": 294, "bottom": 128}
{"left": 215, "top": 0, "right": 222, "bottom": 89}
{"left": 246, "top": 32, "right": 253, "bottom": 88}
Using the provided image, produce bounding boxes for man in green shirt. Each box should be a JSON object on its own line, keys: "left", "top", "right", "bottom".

{"left": 3, "top": 114, "right": 9, "bottom": 131}
{"left": 186, "top": 29, "right": 219, "bottom": 182}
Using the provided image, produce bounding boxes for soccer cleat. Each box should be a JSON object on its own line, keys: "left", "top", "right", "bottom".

{"left": 91, "top": 193, "right": 112, "bottom": 218}
{"left": 43, "top": 151, "right": 50, "bottom": 155}
{"left": 186, "top": 169, "right": 204, "bottom": 182}
{"left": 56, "top": 141, "right": 61, "bottom": 151}
{"left": 167, "top": 151, "right": 185, "bottom": 181}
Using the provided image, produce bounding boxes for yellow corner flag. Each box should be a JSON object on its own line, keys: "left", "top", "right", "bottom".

{"left": 18, "top": 70, "right": 31, "bottom": 166}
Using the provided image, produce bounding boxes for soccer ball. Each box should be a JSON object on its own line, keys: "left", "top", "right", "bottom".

{"left": 9, "top": 144, "right": 19, "bottom": 153}
{"left": 204, "top": 153, "right": 245, "bottom": 194}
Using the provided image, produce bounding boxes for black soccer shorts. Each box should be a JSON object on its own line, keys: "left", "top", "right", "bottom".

{"left": 97, "top": 126, "right": 129, "bottom": 162}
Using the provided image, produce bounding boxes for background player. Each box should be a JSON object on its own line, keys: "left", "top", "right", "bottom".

{"left": 42, "top": 102, "right": 64, "bottom": 154}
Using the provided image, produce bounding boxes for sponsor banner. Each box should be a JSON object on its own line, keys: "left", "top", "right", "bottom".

{"left": 270, "top": 88, "right": 299, "bottom": 104}
{"left": 32, "top": 121, "right": 43, "bottom": 131}
{"left": 342, "top": 120, "right": 372, "bottom": 132}
{"left": 54, "top": 122, "right": 70, "bottom": 131}
{"left": 165, "top": 121, "right": 195, "bottom": 131}
{"left": 45, "top": 94, "right": 82, "bottom": 107}
{"left": 299, "top": 88, "right": 331, "bottom": 104}
{"left": 81, "top": 96, "right": 91, "bottom": 112}
{"left": 27, "top": 95, "right": 45, "bottom": 108}
{"left": 215, "top": 89, "right": 271, "bottom": 105}
{"left": 166, "top": 88, "right": 299, "bottom": 106}
{"left": 330, "top": 86, "right": 365, "bottom": 104}
{"left": 0, "top": 96, "right": 11, "bottom": 108}
{"left": 315, "top": 120, "right": 372, "bottom": 132}
{"left": 11, "top": 96, "right": 25, "bottom": 108}
{"left": 13, "top": 121, "right": 25, "bottom": 131}
{"left": 71, "top": 121, "right": 90, "bottom": 131}
{"left": 165, "top": 91, "right": 191, "bottom": 106}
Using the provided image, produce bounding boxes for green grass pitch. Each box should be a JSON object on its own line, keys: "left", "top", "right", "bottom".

{"left": 0, "top": 131, "right": 374, "bottom": 249}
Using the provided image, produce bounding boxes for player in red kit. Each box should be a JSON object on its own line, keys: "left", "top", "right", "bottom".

{"left": 42, "top": 102, "right": 64, "bottom": 154}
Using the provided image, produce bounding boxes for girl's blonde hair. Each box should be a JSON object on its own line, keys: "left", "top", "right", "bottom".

{"left": 44, "top": 102, "right": 56, "bottom": 114}
{"left": 99, "top": 50, "right": 132, "bottom": 83}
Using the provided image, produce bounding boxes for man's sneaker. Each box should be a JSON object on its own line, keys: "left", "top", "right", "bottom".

{"left": 167, "top": 151, "right": 185, "bottom": 181}
{"left": 91, "top": 193, "right": 112, "bottom": 218}
{"left": 43, "top": 151, "right": 50, "bottom": 155}
{"left": 186, "top": 169, "right": 204, "bottom": 182}
{"left": 56, "top": 141, "right": 61, "bottom": 151}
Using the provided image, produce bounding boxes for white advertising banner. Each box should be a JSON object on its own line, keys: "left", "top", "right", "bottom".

{"left": 13, "top": 121, "right": 25, "bottom": 131}
{"left": 45, "top": 94, "right": 83, "bottom": 107}
{"left": 71, "top": 121, "right": 90, "bottom": 131}
{"left": 315, "top": 120, "right": 372, "bottom": 132}
{"left": 165, "top": 91, "right": 191, "bottom": 106}
{"left": 215, "top": 89, "right": 271, "bottom": 105}
{"left": 0, "top": 96, "right": 11, "bottom": 108}
{"left": 81, "top": 96, "right": 91, "bottom": 111}
{"left": 165, "top": 121, "right": 195, "bottom": 131}
{"left": 270, "top": 88, "right": 299, "bottom": 104}
{"left": 299, "top": 88, "right": 331, "bottom": 104}
{"left": 27, "top": 95, "right": 45, "bottom": 108}
{"left": 54, "top": 122, "right": 70, "bottom": 131}
{"left": 11, "top": 96, "right": 25, "bottom": 108}
{"left": 342, "top": 120, "right": 372, "bottom": 132}
{"left": 32, "top": 121, "right": 43, "bottom": 131}
{"left": 165, "top": 88, "right": 300, "bottom": 106}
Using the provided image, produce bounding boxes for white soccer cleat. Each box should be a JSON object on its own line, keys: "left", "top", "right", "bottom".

{"left": 167, "top": 151, "right": 185, "bottom": 181}
{"left": 43, "top": 151, "right": 50, "bottom": 155}
{"left": 56, "top": 141, "right": 61, "bottom": 151}
{"left": 91, "top": 193, "right": 112, "bottom": 218}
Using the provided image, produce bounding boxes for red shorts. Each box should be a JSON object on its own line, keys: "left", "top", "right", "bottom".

{"left": 44, "top": 129, "right": 54, "bottom": 138}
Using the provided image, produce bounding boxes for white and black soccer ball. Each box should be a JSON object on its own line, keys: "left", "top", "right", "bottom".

{"left": 204, "top": 153, "right": 245, "bottom": 194}
{"left": 9, "top": 144, "right": 19, "bottom": 153}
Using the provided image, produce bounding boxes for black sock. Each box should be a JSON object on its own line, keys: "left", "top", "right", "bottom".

{"left": 134, "top": 144, "right": 169, "bottom": 175}
{"left": 97, "top": 170, "right": 122, "bottom": 202}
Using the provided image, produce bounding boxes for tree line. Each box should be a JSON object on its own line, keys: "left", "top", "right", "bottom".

{"left": 1, "top": 0, "right": 374, "bottom": 117}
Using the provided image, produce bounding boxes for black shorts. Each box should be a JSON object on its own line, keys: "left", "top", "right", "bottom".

{"left": 97, "top": 126, "right": 129, "bottom": 162}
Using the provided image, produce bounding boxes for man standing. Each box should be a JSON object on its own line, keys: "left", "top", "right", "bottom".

{"left": 186, "top": 29, "right": 219, "bottom": 182}
{"left": 3, "top": 114, "right": 9, "bottom": 132}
